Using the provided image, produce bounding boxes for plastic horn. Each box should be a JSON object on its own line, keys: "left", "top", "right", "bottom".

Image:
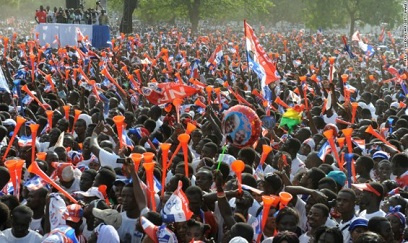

{"left": 28, "top": 161, "right": 78, "bottom": 203}
{"left": 214, "top": 87, "right": 222, "bottom": 110}
{"left": 134, "top": 69, "right": 142, "bottom": 83}
{"left": 29, "top": 124, "right": 39, "bottom": 164}
{"left": 29, "top": 54, "right": 35, "bottom": 82}
{"left": 337, "top": 137, "right": 345, "bottom": 149}
{"left": 101, "top": 67, "right": 127, "bottom": 96}
{"left": 175, "top": 72, "right": 182, "bottom": 84}
{"left": 259, "top": 145, "right": 273, "bottom": 166}
{"left": 3, "top": 37, "right": 9, "bottom": 58}
{"left": 303, "top": 85, "right": 309, "bottom": 110}
{"left": 130, "top": 153, "right": 143, "bottom": 173}
{"left": 279, "top": 192, "right": 293, "bottom": 210}
{"left": 341, "top": 74, "right": 349, "bottom": 83}
{"left": 336, "top": 118, "right": 352, "bottom": 126}
{"left": 121, "top": 65, "right": 130, "bottom": 76}
{"left": 2, "top": 116, "right": 26, "bottom": 161}
{"left": 178, "top": 134, "right": 190, "bottom": 177}
{"left": 63, "top": 105, "right": 70, "bottom": 120}
{"left": 45, "top": 110, "right": 53, "bottom": 131}
{"left": 143, "top": 161, "right": 156, "bottom": 211}
{"left": 186, "top": 122, "right": 197, "bottom": 135}
{"left": 21, "top": 85, "right": 49, "bottom": 110}
{"left": 323, "top": 129, "right": 343, "bottom": 171}
{"left": 194, "top": 99, "right": 206, "bottom": 109}
{"left": 143, "top": 152, "right": 155, "bottom": 164}
{"left": 365, "top": 125, "right": 400, "bottom": 152}
{"left": 205, "top": 86, "right": 213, "bottom": 105}
{"left": 342, "top": 128, "right": 354, "bottom": 153}
{"left": 65, "top": 69, "right": 70, "bottom": 81}
{"left": 173, "top": 98, "right": 183, "bottom": 124}
{"left": 4, "top": 159, "right": 24, "bottom": 199}
{"left": 160, "top": 143, "right": 171, "bottom": 196}
{"left": 329, "top": 56, "right": 336, "bottom": 65}
{"left": 311, "top": 74, "right": 318, "bottom": 83}
{"left": 231, "top": 160, "right": 245, "bottom": 194}
{"left": 111, "top": 116, "right": 125, "bottom": 149}
{"left": 261, "top": 195, "right": 280, "bottom": 232}
{"left": 351, "top": 102, "right": 358, "bottom": 124}
{"left": 36, "top": 152, "right": 47, "bottom": 160}
{"left": 274, "top": 97, "right": 289, "bottom": 109}
{"left": 71, "top": 109, "right": 82, "bottom": 134}
{"left": 45, "top": 74, "right": 56, "bottom": 92}
{"left": 344, "top": 153, "right": 354, "bottom": 187}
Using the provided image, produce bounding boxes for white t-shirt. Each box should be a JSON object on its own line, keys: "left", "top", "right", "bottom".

{"left": 117, "top": 212, "right": 144, "bottom": 243}
{"left": 29, "top": 217, "right": 43, "bottom": 234}
{"left": 323, "top": 112, "right": 338, "bottom": 125}
{"left": 338, "top": 216, "right": 357, "bottom": 243}
{"left": 0, "top": 228, "right": 42, "bottom": 243}
{"left": 359, "top": 209, "right": 386, "bottom": 220}
{"left": 298, "top": 233, "right": 310, "bottom": 243}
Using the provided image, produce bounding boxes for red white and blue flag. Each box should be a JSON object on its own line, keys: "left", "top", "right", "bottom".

{"left": 161, "top": 181, "right": 193, "bottom": 223}
{"left": 244, "top": 20, "right": 279, "bottom": 102}
{"left": 318, "top": 141, "right": 331, "bottom": 161}
{"left": 206, "top": 45, "right": 223, "bottom": 69}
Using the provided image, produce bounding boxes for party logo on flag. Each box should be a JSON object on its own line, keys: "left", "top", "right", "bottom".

{"left": 161, "top": 181, "right": 193, "bottom": 223}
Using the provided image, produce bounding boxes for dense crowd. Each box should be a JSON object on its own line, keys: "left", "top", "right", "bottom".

{"left": 35, "top": 4, "right": 108, "bottom": 25}
{"left": 0, "top": 12, "right": 407, "bottom": 243}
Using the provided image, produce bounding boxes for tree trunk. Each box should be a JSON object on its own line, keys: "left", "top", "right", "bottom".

{"left": 189, "top": 0, "right": 200, "bottom": 33}
{"left": 120, "top": 0, "right": 138, "bottom": 34}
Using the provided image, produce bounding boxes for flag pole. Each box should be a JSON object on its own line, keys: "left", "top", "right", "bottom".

{"left": 244, "top": 19, "right": 252, "bottom": 85}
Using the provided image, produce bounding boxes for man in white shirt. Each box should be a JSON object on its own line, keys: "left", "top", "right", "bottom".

{"left": 336, "top": 189, "right": 357, "bottom": 243}
{"left": 26, "top": 187, "right": 48, "bottom": 234}
{"left": 0, "top": 205, "right": 42, "bottom": 243}
{"left": 352, "top": 182, "right": 386, "bottom": 220}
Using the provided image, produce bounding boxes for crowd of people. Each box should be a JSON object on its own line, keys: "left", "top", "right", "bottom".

{"left": 0, "top": 13, "right": 407, "bottom": 243}
{"left": 35, "top": 3, "right": 108, "bottom": 26}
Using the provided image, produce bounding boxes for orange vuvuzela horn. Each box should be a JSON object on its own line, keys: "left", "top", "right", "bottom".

{"left": 231, "top": 160, "right": 245, "bottom": 194}
{"left": 29, "top": 124, "right": 39, "bottom": 165}
{"left": 113, "top": 115, "right": 125, "bottom": 149}
{"left": 2, "top": 116, "right": 26, "bottom": 161}
{"left": 36, "top": 152, "right": 47, "bottom": 161}
{"left": 214, "top": 87, "right": 222, "bottom": 110}
{"left": 261, "top": 195, "right": 280, "bottom": 232}
{"left": 21, "top": 85, "right": 49, "bottom": 110}
{"left": 323, "top": 129, "right": 343, "bottom": 171}
{"left": 143, "top": 161, "right": 156, "bottom": 211}
{"left": 260, "top": 145, "right": 272, "bottom": 166}
{"left": 274, "top": 97, "right": 289, "bottom": 109}
{"left": 205, "top": 86, "right": 213, "bottom": 105}
{"left": 178, "top": 134, "right": 190, "bottom": 177}
{"left": 341, "top": 74, "right": 349, "bottom": 83}
{"left": 365, "top": 125, "right": 400, "bottom": 152}
{"left": 28, "top": 161, "right": 78, "bottom": 203}
{"left": 45, "top": 110, "right": 53, "bottom": 131}
{"left": 186, "top": 122, "right": 197, "bottom": 135}
{"left": 160, "top": 143, "right": 171, "bottom": 197}
{"left": 336, "top": 118, "right": 352, "bottom": 126}
{"left": 173, "top": 98, "right": 183, "bottom": 124}
{"left": 279, "top": 192, "right": 293, "bottom": 210}
{"left": 194, "top": 99, "right": 206, "bottom": 109}
{"left": 63, "top": 105, "right": 70, "bottom": 120}
{"left": 342, "top": 128, "right": 354, "bottom": 153}
{"left": 71, "top": 109, "right": 82, "bottom": 134}
{"left": 45, "top": 74, "right": 56, "bottom": 92}
{"left": 351, "top": 102, "right": 358, "bottom": 124}
{"left": 5, "top": 159, "right": 25, "bottom": 199}
{"left": 130, "top": 153, "right": 143, "bottom": 173}
{"left": 101, "top": 67, "right": 127, "bottom": 96}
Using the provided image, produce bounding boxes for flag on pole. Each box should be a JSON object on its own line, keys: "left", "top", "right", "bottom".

{"left": 161, "top": 181, "right": 193, "bottom": 223}
{"left": 0, "top": 68, "right": 10, "bottom": 93}
{"left": 206, "top": 45, "right": 223, "bottom": 69}
{"left": 244, "top": 20, "right": 279, "bottom": 102}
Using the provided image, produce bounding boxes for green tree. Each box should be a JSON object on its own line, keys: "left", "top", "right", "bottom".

{"left": 304, "top": 0, "right": 402, "bottom": 37}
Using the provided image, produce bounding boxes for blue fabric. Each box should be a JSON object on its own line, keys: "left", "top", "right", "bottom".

{"left": 92, "top": 25, "right": 110, "bottom": 49}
